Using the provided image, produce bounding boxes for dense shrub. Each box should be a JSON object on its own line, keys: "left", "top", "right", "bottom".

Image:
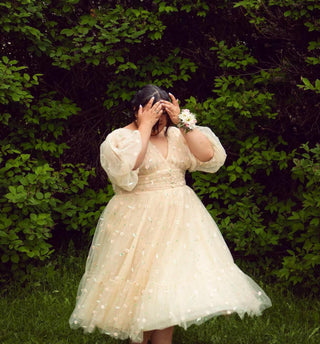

{"left": 274, "top": 144, "right": 320, "bottom": 290}
{"left": 0, "top": 57, "right": 113, "bottom": 278}
{"left": 186, "top": 40, "right": 320, "bottom": 291}
{"left": 0, "top": 0, "right": 319, "bottom": 291}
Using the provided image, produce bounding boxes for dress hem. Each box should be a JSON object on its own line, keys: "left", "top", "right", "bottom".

{"left": 70, "top": 302, "right": 271, "bottom": 343}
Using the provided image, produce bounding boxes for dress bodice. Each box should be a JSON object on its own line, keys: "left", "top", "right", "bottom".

{"left": 100, "top": 126, "right": 227, "bottom": 194}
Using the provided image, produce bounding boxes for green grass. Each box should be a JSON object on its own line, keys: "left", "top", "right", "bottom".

{"left": 1, "top": 251, "right": 319, "bottom": 344}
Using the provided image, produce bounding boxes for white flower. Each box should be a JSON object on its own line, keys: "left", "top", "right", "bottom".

{"left": 178, "top": 109, "right": 197, "bottom": 131}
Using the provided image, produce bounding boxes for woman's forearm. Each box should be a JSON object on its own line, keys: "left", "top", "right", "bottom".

{"left": 133, "top": 123, "right": 152, "bottom": 170}
{"left": 180, "top": 128, "right": 214, "bottom": 162}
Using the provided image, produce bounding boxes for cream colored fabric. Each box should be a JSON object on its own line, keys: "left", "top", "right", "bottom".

{"left": 100, "top": 128, "right": 142, "bottom": 191}
{"left": 69, "top": 126, "right": 271, "bottom": 343}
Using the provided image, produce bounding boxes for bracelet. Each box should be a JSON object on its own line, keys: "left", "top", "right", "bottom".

{"left": 177, "top": 109, "right": 197, "bottom": 133}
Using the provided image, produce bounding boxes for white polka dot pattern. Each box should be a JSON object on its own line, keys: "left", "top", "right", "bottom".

{"left": 69, "top": 126, "right": 272, "bottom": 343}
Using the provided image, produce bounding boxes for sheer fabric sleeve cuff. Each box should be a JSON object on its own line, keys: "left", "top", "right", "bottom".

{"left": 188, "top": 126, "right": 227, "bottom": 173}
{"left": 100, "top": 129, "right": 142, "bottom": 191}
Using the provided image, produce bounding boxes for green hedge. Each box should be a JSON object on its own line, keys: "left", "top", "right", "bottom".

{"left": 0, "top": 0, "right": 319, "bottom": 292}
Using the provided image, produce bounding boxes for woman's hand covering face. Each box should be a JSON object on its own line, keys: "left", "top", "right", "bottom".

{"left": 161, "top": 93, "right": 180, "bottom": 125}
{"left": 136, "top": 97, "right": 163, "bottom": 128}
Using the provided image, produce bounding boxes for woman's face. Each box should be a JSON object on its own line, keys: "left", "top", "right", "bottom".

{"left": 150, "top": 98, "right": 169, "bottom": 135}
{"left": 156, "top": 112, "right": 168, "bottom": 133}
{"left": 134, "top": 97, "right": 170, "bottom": 135}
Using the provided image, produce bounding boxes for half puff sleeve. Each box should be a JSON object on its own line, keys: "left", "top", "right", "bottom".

{"left": 188, "top": 126, "right": 227, "bottom": 173}
{"left": 100, "top": 128, "right": 142, "bottom": 191}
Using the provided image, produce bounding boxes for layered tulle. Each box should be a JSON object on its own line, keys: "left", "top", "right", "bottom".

{"left": 69, "top": 126, "right": 272, "bottom": 343}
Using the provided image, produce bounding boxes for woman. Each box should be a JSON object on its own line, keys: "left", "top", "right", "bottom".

{"left": 69, "top": 85, "right": 272, "bottom": 344}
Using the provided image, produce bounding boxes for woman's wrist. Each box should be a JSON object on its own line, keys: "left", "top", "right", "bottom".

{"left": 136, "top": 118, "right": 154, "bottom": 130}
{"left": 177, "top": 109, "right": 197, "bottom": 133}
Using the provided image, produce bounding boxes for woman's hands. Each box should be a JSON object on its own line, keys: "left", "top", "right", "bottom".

{"left": 133, "top": 97, "right": 163, "bottom": 169}
{"left": 161, "top": 93, "right": 180, "bottom": 125}
{"left": 136, "top": 97, "right": 163, "bottom": 129}
{"left": 135, "top": 93, "right": 180, "bottom": 128}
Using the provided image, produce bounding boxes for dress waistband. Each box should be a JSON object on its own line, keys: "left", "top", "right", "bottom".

{"left": 115, "top": 169, "right": 186, "bottom": 194}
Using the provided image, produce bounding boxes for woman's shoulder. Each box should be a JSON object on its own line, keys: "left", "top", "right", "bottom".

{"left": 167, "top": 125, "right": 180, "bottom": 137}
{"left": 102, "top": 126, "right": 140, "bottom": 151}
{"left": 168, "top": 126, "right": 187, "bottom": 144}
{"left": 106, "top": 125, "right": 137, "bottom": 140}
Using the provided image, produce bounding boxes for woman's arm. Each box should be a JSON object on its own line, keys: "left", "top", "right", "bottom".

{"left": 133, "top": 122, "right": 152, "bottom": 169}
{"left": 133, "top": 98, "right": 163, "bottom": 169}
{"left": 162, "top": 94, "right": 214, "bottom": 162}
{"left": 179, "top": 128, "right": 214, "bottom": 162}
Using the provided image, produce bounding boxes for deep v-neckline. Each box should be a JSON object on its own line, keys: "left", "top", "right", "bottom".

{"left": 149, "top": 133, "right": 170, "bottom": 161}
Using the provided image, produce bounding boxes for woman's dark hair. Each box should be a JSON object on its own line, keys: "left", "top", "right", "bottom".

{"left": 130, "top": 84, "right": 173, "bottom": 134}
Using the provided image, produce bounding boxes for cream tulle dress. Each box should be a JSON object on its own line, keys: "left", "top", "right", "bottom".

{"left": 69, "top": 126, "right": 272, "bottom": 343}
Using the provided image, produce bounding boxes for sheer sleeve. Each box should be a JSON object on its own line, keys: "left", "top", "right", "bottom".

{"left": 188, "top": 126, "right": 227, "bottom": 173}
{"left": 100, "top": 128, "right": 142, "bottom": 191}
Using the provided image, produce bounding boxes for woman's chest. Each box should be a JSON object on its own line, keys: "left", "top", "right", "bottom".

{"left": 149, "top": 133, "right": 170, "bottom": 160}
{"left": 139, "top": 129, "right": 191, "bottom": 173}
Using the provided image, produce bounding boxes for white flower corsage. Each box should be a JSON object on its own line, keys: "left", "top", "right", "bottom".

{"left": 177, "top": 109, "right": 197, "bottom": 133}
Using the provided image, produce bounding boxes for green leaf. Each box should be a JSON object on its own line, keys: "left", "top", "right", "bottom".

{"left": 301, "top": 77, "right": 312, "bottom": 87}
{"left": 61, "top": 28, "right": 74, "bottom": 37}
{"left": 11, "top": 254, "right": 20, "bottom": 263}
{"left": 36, "top": 192, "right": 43, "bottom": 200}
{"left": 107, "top": 56, "right": 116, "bottom": 65}
{"left": 1, "top": 254, "right": 9, "bottom": 263}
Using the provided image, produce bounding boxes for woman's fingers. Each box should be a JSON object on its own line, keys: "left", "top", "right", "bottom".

{"left": 160, "top": 93, "right": 180, "bottom": 124}
{"left": 143, "top": 98, "right": 162, "bottom": 114}
{"left": 162, "top": 94, "right": 179, "bottom": 111}
{"left": 169, "top": 92, "right": 179, "bottom": 106}
{"left": 153, "top": 102, "right": 163, "bottom": 115}
{"left": 146, "top": 101, "right": 163, "bottom": 118}
{"left": 144, "top": 97, "right": 155, "bottom": 111}
{"left": 161, "top": 101, "right": 173, "bottom": 111}
{"left": 137, "top": 100, "right": 162, "bottom": 128}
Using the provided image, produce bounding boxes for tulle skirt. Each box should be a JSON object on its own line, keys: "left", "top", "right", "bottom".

{"left": 69, "top": 185, "right": 272, "bottom": 343}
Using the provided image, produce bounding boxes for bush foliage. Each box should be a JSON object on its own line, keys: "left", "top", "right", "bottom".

{"left": 0, "top": 0, "right": 319, "bottom": 291}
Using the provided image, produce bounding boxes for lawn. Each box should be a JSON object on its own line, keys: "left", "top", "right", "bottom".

{"left": 1, "top": 251, "right": 319, "bottom": 344}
